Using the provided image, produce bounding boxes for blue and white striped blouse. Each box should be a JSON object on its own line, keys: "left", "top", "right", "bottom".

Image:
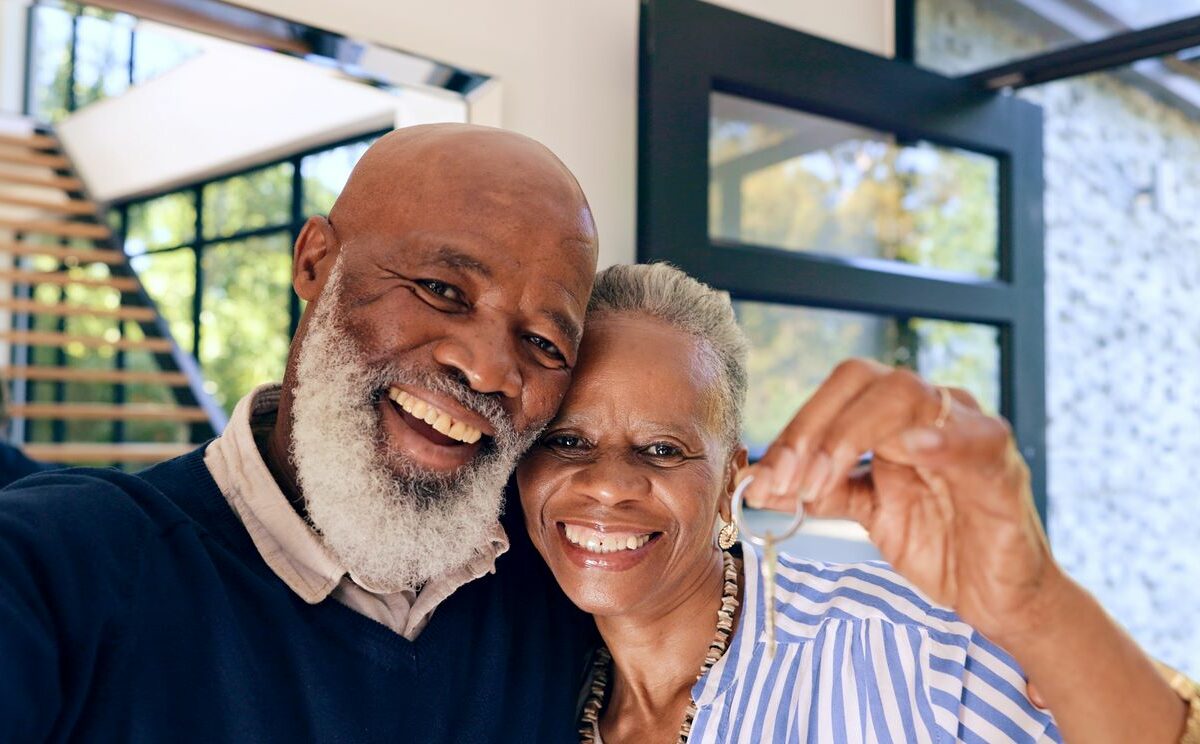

{"left": 683, "top": 542, "right": 1062, "bottom": 743}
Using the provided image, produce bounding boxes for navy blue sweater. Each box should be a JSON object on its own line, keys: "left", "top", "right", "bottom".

{"left": 0, "top": 446, "right": 595, "bottom": 743}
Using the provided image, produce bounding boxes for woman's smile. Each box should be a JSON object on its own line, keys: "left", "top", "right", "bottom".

{"left": 557, "top": 522, "right": 664, "bottom": 570}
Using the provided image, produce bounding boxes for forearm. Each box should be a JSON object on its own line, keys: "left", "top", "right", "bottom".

{"left": 995, "top": 568, "right": 1186, "bottom": 743}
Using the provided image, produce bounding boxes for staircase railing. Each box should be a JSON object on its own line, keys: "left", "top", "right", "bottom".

{"left": 0, "top": 119, "right": 225, "bottom": 464}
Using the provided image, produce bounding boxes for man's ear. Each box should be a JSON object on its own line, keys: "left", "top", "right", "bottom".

{"left": 293, "top": 216, "right": 340, "bottom": 302}
{"left": 719, "top": 444, "right": 750, "bottom": 523}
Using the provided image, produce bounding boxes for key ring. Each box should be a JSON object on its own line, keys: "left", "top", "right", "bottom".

{"left": 731, "top": 474, "right": 807, "bottom": 546}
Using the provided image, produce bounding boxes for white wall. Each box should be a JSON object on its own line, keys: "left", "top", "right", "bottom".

{"left": 58, "top": 24, "right": 465, "bottom": 203}
{"left": 0, "top": 0, "right": 27, "bottom": 116}
{"left": 706, "top": 0, "right": 894, "bottom": 54}
{"left": 227, "top": 0, "right": 893, "bottom": 268}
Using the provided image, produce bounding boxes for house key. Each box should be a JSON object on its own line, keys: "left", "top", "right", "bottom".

{"left": 731, "top": 475, "right": 806, "bottom": 659}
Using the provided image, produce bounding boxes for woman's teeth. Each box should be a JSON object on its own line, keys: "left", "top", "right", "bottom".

{"left": 563, "top": 524, "right": 653, "bottom": 554}
{"left": 387, "top": 387, "right": 482, "bottom": 444}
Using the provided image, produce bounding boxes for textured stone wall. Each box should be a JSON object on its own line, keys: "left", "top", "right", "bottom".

{"left": 919, "top": 0, "right": 1200, "bottom": 675}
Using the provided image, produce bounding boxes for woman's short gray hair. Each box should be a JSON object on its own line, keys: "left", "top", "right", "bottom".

{"left": 586, "top": 262, "right": 749, "bottom": 447}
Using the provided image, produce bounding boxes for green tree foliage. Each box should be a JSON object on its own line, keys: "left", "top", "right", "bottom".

{"left": 711, "top": 117, "right": 1001, "bottom": 449}
{"left": 124, "top": 157, "right": 345, "bottom": 416}
{"left": 203, "top": 164, "right": 293, "bottom": 240}
{"left": 29, "top": 3, "right": 194, "bottom": 124}
{"left": 199, "top": 235, "right": 292, "bottom": 413}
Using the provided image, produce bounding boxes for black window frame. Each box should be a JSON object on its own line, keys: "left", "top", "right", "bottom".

{"left": 639, "top": 0, "right": 1047, "bottom": 518}
{"left": 23, "top": 0, "right": 144, "bottom": 121}
{"left": 112, "top": 127, "right": 390, "bottom": 408}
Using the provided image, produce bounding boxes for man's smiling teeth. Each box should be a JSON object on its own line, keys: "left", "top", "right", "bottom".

{"left": 387, "top": 387, "right": 482, "bottom": 444}
{"left": 563, "top": 524, "right": 653, "bottom": 554}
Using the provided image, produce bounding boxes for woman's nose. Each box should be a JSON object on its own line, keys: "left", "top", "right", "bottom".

{"left": 570, "top": 456, "right": 651, "bottom": 506}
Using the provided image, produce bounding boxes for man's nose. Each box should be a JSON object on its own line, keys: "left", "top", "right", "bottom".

{"left": 570, "top": 455, "right": 651, "bottom": 507}
{"left": 431, "top": 325, "right": 523, "bottom": 399}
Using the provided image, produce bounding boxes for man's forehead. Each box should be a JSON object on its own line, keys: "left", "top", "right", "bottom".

{"left": 391, "top": 230, "right": 592, "bottom": 278}
{"left": 356, "top": 230, "right": 591, "bottom": 335}
{"left": 429, "top": 244, "right": 492, "bottom": 278}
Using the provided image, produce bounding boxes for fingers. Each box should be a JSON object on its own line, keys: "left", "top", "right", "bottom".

{"left": 742, "top": 359, "right": 889, "bottom": 509}
{"left": 741, "top": 357, "right": 1006, "bottom": 518}
{"left": 891, "top": 403, "right": 1012, "bottom": 474}
{"left": 793, "top": 367, "right": 942, "bottom": 502}
{"left": 802, "top": 462, "right": 877, "bottom": 525}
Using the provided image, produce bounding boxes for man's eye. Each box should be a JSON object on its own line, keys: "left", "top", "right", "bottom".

{"left": 417, "top": 279, "right": 463, "bottom": 303}
{"left": 642, "top": 442, "right": 683, "bottom": 459}
{"left": 526, "top": 335, "right": 565, "bottom": 361}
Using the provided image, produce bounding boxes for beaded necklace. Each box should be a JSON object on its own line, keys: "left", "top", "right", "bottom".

{"left": 578, "top": 550, "right": 742, "bottom": 744}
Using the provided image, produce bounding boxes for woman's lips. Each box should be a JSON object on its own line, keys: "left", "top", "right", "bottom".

{"left": 555, "top": 522, "right": 662, "bottom": 571}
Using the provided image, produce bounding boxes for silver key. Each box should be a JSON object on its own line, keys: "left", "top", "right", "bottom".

{"left": 732, "top": 475, "right": 805, "bottom": 661}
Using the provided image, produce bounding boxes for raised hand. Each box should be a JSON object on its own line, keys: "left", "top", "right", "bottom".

{"left": 739, "top": 357, "right": 1057, "bottom": 642}
{"left": 740, "top": 358, "right": 1190, "bottom": 742}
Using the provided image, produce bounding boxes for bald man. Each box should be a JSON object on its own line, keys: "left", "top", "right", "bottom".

{"left": 0, "top": 125, "right": 600, "bottom": 742}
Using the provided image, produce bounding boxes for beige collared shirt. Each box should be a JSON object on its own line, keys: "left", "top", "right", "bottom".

{"left": 204, "top": 383, "right": 508, "bottom": 640}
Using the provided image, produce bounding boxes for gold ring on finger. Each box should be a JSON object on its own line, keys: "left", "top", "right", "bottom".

{"left": 933, "top": 386, "right": 952, "bottom": 430}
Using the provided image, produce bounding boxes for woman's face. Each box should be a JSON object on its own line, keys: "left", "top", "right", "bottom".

{"left": 516, "top": 312, "right": 746, "bottom": 618}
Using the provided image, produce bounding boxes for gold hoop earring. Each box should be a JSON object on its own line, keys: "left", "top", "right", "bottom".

{"left": 717, "top": 520, "right": 739, "bottom": 550}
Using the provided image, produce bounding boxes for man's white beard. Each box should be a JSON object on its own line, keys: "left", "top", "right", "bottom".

{"left": 289, "top": 262, "right": 536, "bottom": 592}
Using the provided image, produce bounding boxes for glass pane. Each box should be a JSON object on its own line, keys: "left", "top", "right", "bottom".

{"left": 710, "top": 93, "right": 1000, "bottom": 279}
{"left": 917, "top": 0, "right": 1200, "bottom": 76}
{"left": 199, "top": 235, "right": 292, "bottom": 413}
{"left": 123, "top": 323, "right": 190, "bottom": 446}
{"left": 131, "top": 249, "right": 195, "bottom": 353}
{"left": 301, "top": 139, "right": 377, "bottom": 216}
{"left": 202, "top": 163, "right": 294, "bottom": 240}
{"left": 735, "top": 300, "right": 1000, "bottom": 455}
{"left": 132, "top": 24, "right": 199, "bottom": 84}
{"left": 125, "top": 192, "right": 196, "bottom": 252}
{"left": 29, "top": 5, "right": 73, "bottom": 123}
{"left": 73, "top": 12, "right": 133, "bottom": 109}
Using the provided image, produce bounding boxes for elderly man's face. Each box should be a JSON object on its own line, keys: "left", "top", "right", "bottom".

{"left": 327, "top": 207, "right": 595, "bottom": 470}
{"left": 281, "top": 127, "right": 597, "bottom": 590}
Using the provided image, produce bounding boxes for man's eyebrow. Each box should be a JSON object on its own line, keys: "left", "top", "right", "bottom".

{"left": 432, "top": 245, "right": 492, "bottom": 278}
{"left": 546, "top": 310, "right": 582, "bottom": 348}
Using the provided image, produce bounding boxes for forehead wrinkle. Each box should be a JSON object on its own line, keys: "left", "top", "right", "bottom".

{"left": 562, "top": 368, "right": 707, "bottom": 439}
{"left": 432, "top": 244, "right": 492, "bottom": 278}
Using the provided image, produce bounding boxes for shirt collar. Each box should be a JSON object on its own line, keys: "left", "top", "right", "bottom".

{"left": 204, "top": 383, "right": 508, "bottom": 604}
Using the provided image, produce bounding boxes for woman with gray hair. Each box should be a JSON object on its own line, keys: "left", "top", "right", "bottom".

{"left": 516, "top": 262, "right": 1196, "bottom": 743}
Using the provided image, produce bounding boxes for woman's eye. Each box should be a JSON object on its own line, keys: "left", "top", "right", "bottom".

{"left": 417, "top": 279, "right": 463, "bottom": 303}
{"left": 544, "top": 434, "right": 586, "bottom": 450}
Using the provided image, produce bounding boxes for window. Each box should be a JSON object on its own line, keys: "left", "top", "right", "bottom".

{"left": 302, "top": 141, "right": 374, "bottom": 216}
{"left": 639, "top": 0, "right": 1046, "bottom": 516}
{"left": 25, "top": 1, "right": 198, "bottom": 122}
{"left": 72, "top": 8, "right": 133, "bottom": 108}
{"left": 114, "top": 131, "right": 386, "bottom": 414}
{"left": 737, "top": 301, "right": 1000, "bottom": 455}
{"left": 711, "top": 93, "right": 1000, "bottom": 280}
{"left": 202, "top": 163, "right": 293, "bottom": 240}
{"left": 198, "top": 235, "right": 292, "bottom": 411}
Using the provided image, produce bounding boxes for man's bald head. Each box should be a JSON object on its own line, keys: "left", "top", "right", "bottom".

{"left": 327, "top": 124, "right": 595, "bottom": 257}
